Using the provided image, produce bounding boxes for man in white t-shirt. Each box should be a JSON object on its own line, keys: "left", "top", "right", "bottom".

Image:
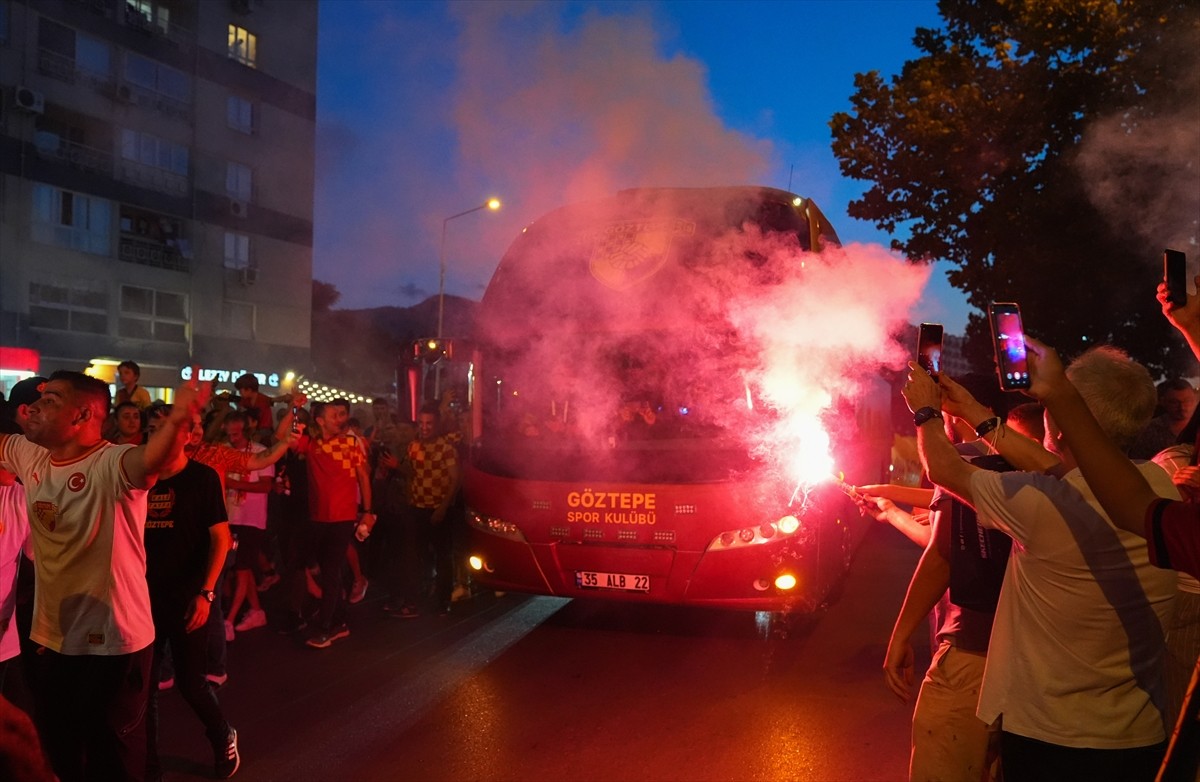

{"left": 901, "top": 346, "right": 1178, "bottom": 782}
{"left": 0, "top": 369, "right": 207, "bottom": 781}
{"left": 223, "top": 411, "right": 273, "bottom": 636}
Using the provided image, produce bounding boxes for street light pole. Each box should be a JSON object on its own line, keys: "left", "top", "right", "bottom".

{"left": 437, "top": 198, "right": 501, "bottom": 341}
{"left": 434, "top": 197, "right": 500, "bottom": 399}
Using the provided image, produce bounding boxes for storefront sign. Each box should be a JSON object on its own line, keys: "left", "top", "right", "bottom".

{"left": 180, "top": 366, "right": 282, "bottom": 389}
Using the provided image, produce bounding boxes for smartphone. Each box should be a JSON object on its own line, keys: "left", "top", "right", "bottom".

{"left": 290, "top": 406, "right": 301, "bottom": 434}
{"left": 1165, "top": 249, "right": 1187, "bottom": 307}
{"left": 987, "top": 302, "right": 1031, "bottom": 391}
{"left": 916, "top": 323, "right": 943, "bottom": 380}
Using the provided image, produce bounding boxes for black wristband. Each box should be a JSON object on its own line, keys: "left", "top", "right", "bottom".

{"left": 913, "top": 406, "right": 942, "bottom": 427}
{"left": 975, "top": 417, "right": 1001, "bottom": 437}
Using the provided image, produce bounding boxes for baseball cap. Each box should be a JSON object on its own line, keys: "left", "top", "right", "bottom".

{"left": 8, "top": 376, "right": 48, "bottom": 408}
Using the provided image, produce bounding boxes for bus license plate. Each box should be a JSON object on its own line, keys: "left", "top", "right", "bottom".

{"left": 576, "top": 571, "right": 650, "bottom": 593}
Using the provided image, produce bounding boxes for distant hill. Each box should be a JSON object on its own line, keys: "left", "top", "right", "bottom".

{"left": 310, "top": 295, "right": 478, "bottom": 399}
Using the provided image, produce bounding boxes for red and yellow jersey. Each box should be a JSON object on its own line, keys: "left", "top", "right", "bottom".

{"left": 299, "top": 433, "right": 365, "bottom": 521}
{"left": 408, "top": 435, "right": 458, "bottom": 509}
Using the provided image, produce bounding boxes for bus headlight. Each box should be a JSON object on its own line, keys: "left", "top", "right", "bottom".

{"left": 706, "top": 514, "right": 804, "bottom": 552}
{"left": 467, "top": 508, "right": 527, "bottom": 542}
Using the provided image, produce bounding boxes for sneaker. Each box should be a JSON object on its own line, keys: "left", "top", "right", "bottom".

{"left": 235, "top": 608, "right": 267, "bottom": 632}
{"left": 257, "top": 570, "right": 280, "bottom": 592}
{"left": 224, "top": 620, "right": 236, "bottom": 642}
{"left": 214, "top": 726, "right": 240, "bottom": 779}
{"left": 450, "top": 583, "right": 470, "bottom": 602}
{"left": 207, "top": 672, "right": 229, "bottom": 688}
{"left": 157, "top": 676, "right": 174, "bottom": 691}
{"left": 305, "top": 624, "right": 350, "bottom": 649}
{"left": 349, "top": 577, "right": 369, "bottom": 604}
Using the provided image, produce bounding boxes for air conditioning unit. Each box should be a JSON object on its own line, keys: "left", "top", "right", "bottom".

{"left": 229, "top": 199, "right": 248, "bottom": 218}
{"left": 115, "top": 83, "right": 135, "bottom": 104}
{"left": 240, "top": 266, "right": 258, "bottom": 285}
{"left": 15, "top": 86, "right": 45, "bottom": 114}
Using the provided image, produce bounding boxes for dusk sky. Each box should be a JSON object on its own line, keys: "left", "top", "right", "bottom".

{"left": 312, "top": 0, "right": 973, "bottom": 331}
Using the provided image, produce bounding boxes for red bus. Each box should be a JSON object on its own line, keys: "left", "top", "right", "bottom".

{"left": 464, "top": 186, "right": 892, "bottom": 614}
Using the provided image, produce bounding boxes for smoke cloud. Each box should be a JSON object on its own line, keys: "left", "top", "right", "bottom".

{"left": 1074, "top": 13, "right": 1200, "bottom": 254}
{"left": 476, "top": 189, "right": 929, "bottom": 492}
{"left": 444, "top": 3, "right": 773, "bottom": 284}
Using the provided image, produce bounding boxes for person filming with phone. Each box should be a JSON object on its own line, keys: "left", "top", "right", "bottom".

{"left": 900, "top": 310, "right": 1180, "bottom": 781}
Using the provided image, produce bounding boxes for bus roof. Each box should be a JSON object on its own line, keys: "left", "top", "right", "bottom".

{"left": 478, "top": 186, "right": 841, "bottom": 341}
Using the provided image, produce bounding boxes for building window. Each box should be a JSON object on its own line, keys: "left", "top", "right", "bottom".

{"left": 126, "top": 0, "right": 170, "bottom": 35}
{"left": 223, "top": 301, "right": 255, "bottom": 339}
{"left": 31, "top": 184, "right": 112, "bottom": 256}
{"left": 226, "top": 162, "right": 253, "bottom": 202}
{"left": 37, "top": 18, "right": 112, "bottom": 85}
{"left": 228, "top": 24, "right": 257, "bottom": 67}
{"left": 227, "top": 95, "right": 255, "bottom": 134}
{"left": 119, "top": 285, "right": 188, "bottom": 343}
{"left": 123, "top": 52, "right": 191, "bottom": 109}
{"left": 120, "top": 129, "right": 189, "bottom": 176}
{"left": 28, "top": 280, "right": 109, "bottom": 334}
{"left": 223, "top": 232, "right": 251, "bottom": 269}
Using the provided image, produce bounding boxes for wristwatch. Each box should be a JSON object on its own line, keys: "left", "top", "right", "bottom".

{"left": 912, "top": 406, "right": 943, "bottom": 427}
{"left": 199, "top": 589, "right": 216, "bottom": 604}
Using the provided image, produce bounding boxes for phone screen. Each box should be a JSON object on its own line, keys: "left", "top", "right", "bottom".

{"left": 916, "top": 323, "right": 944, "bottom": 380}
{"left": 290, "top": 406, "right": 301, "bottom": 433}
{"left": 989, "top": 303, "right": 1030, "bottom": 391}
{"left": 1165, "top": 249, "right": 1187, "bottom": 307}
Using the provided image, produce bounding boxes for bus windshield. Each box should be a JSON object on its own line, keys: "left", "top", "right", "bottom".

{"left": 472, "top": 187, "right": 846, "bottom": 486}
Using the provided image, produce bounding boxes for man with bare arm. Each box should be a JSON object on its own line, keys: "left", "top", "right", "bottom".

{"left": 0, "top": 370, "right": 207, "bottom": 782}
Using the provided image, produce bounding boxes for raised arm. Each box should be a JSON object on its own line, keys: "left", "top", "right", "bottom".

{"left": 1159, "top": 277, "right": 1200, "bottom": 361}
{"left": 901, "top": 363, "right": 980, "bottom": 506}
{"left": 937, "top": 373, "right": 1061, "bottom": 475}
{"left": 124, "top": 375, "right": 209, "bottom": 489}
{"left": 1025, "top": 337, "right": 1160, "bottom": 536}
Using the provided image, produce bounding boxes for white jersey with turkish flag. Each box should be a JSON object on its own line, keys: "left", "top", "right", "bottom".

{"left": 0, "top": 435, "right": 154, "bottom": 655}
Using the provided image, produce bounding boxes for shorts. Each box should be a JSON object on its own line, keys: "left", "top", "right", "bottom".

{"left": 232, "top": 525, "right": 266, "bottom": 570}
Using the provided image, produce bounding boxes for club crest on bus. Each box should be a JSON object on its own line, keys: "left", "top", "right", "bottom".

{"left": 589, "top": 219, "right": 695, "bottom": 290}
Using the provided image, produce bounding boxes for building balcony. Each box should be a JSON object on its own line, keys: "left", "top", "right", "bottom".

{"left": 118, "top": 235, "right": 191, "bottom": 272}
{"left": 37, "top": 48, "right": 114, "bottom": 93}
{"left": 115, "top": 81, "right": 191, "bottom": 122}
{"left": 34, "top": 133, "right": 114, "bottom": 178}
{"left": 117, "top": 158, "right": 189, "bottom": 198}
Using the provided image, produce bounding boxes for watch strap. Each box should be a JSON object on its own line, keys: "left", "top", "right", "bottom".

{"left": 913, "top": 406, "right": 943, "bottom": 427}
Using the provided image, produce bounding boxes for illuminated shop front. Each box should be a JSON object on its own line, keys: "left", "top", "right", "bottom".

{"left": 0, "top": 346, "right": 41, "bottom": 400}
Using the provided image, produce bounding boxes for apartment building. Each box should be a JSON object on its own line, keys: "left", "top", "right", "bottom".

{"left": 0, "top": 0, "right": 315, "bottom": 398}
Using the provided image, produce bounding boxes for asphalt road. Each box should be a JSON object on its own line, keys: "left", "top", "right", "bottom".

{"left": 5, "top": 522, "right": 927, "bottom": 781}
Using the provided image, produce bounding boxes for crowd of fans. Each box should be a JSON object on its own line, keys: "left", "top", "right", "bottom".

{"left": 5, "top": 278, "right": 1200, "bottom": 781}
{"left": 0, "top": 363, "right": 468, "bottom": 781}
{"left": 855, "top": 279, "right": 1200, "bottom": 782}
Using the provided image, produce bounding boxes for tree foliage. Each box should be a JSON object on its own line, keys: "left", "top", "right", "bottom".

{"left": 312, "top": 279, "right": 341, "bottom": 313}
{"left": 831, "top": 0, "right": 1199, "bottom": 376}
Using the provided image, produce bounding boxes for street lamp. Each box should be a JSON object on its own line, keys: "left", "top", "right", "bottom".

{"left": 434, "top": 197, "right": 500, "bottom": 399}
{"left": 437, "top": 197, "right": 501, "bottom": 340}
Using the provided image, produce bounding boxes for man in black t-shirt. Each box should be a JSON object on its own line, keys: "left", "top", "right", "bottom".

{"left": 144, "top": 406, "right": 240, "bottom": 780}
